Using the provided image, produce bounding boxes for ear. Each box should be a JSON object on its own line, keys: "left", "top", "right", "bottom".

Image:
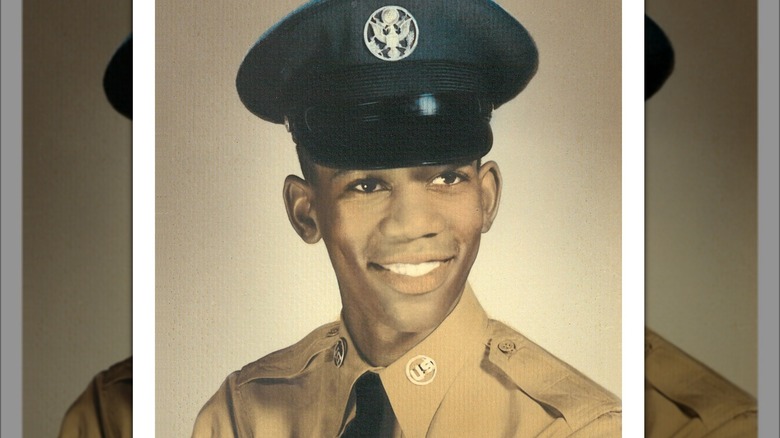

{"left": 283, "top": 175, "right": 321, "bottom": 244}
{"left": 477, "top": 161, "right": 502, "bottom": 233}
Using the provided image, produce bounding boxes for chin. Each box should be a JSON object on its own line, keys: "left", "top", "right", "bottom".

{"left": 378, "top": 285, "right": 463, "bottom": 333}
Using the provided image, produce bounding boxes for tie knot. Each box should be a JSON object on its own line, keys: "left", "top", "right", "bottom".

{"left": 354, "top": 372, "right": 384, "bottom": 413}
{"left": 343, "top": 372, "right": 394, "bottom": 437}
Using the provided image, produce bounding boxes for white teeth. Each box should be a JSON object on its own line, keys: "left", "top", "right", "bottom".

{"left": 382, "top": 261, "right": 441, "bottom": 277}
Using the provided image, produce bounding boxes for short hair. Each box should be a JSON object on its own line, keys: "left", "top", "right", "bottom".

{"left": 295, "top": 145, "right": 317, "bottom": 184}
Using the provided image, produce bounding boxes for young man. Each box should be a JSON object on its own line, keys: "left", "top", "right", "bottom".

{"left": 193, "top": 1, "right": 620, "bottom": 436}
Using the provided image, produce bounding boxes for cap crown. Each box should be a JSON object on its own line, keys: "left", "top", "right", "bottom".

{"left": 237, "top": 0, "right": 538, "bottom": 168}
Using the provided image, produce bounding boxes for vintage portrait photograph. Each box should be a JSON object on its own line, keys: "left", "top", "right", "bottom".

{"left": 156, "top": 0, "right": 622, "bottom": 435}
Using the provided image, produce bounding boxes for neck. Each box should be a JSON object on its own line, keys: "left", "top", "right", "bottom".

{"left": 342, "top": 311, "right": 437, "bottom": 368}
{"left": 341, "top": 288, "right": 468, "bottom": 367}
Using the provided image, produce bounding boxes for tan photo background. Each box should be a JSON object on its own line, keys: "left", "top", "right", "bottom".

{"left": 22, "top": 0, "right": 132, "bottom": 437}
{"left": 646, "top": 0, "right": 757, "bottom": 396}
{"left": 156, "top": 0, "right": 621, "bottom": 435}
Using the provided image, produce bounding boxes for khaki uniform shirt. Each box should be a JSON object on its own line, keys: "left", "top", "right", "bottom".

{"left": 645, "top": 329, "right": 757, "bottom": 437}
{"left": 58, "top": 356, "right": 133, "bottom": 438}
{"left": 193, "top": 286, "right": 621, "bottom": 437}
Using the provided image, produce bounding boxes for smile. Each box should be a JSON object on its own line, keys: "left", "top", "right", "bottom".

{"left": 379, "top": 261, "right": 442, "bottom": 277}
{"left": 368, "top": 254, "right": 455, "bottom": 295}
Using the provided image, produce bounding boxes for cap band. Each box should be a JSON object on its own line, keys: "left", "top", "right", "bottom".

{"left": 287, "top": 93, "right": 493, "bottom": 169}
{"left": 295, "top": 94, "right": 492, "bottom": 131}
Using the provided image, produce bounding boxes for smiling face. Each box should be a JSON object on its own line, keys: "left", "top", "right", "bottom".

{"left": 284, "top": 160, "right": 502, "bottom": 335}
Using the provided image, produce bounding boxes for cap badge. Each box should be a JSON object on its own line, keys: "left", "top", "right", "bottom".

{"left": 405, "top": 355, "right": 437, "bottom": 385}
{"left": 364, "top": 6, "right": 419, "bottom": 61}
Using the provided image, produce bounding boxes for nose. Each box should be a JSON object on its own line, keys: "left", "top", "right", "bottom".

{"left": 379, "top": 186, "right": 443, "bottom": 241}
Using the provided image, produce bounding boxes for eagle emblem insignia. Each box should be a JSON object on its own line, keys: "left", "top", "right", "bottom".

{"left": 364, "top": 6, "right": 419, "bottom": 61}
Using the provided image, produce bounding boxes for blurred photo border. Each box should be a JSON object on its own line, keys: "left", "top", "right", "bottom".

{"left": 1, "top": 0, "right": 778, "bottom": 437}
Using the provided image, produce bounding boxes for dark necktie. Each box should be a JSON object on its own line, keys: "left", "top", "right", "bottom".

{"left": 342, "top": 372, "right": 394, "bottom": 437}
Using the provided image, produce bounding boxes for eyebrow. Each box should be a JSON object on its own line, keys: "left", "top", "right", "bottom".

{"left": 330, "top": 168, "right": 362, "bottom": 181}
{"left": 328, "top": 162, "right": 476, "bottom": 181}
{"left": 411, "top": 163, "right": 471, "bottom": 179}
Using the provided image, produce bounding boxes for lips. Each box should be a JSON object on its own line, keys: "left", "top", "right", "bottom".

{"left": 368, "top": 255, "right": 454, "bottom": 295}
{"left": 378, "top": 261, "right": 442, "bottom": 277}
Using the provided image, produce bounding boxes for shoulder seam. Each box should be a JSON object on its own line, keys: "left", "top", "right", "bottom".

{"left": 486, "top": 320, "right": 621, "bottom": 431}
{"left": 236, "top": 320, "right": 340, "bottom": 385}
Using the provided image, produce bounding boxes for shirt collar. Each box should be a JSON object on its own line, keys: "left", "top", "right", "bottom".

{"left": 332, "top": 284, "right": 489, "bottom": 437}
{"left": 319, "top": 316, "right": 380, "bottom": 435}
{"left": 262, "top": 284, "right": 490, "bottom": 437}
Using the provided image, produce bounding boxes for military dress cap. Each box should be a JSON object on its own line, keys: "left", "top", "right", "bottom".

{"left": 104, "top": 35, "right": 132, "bottom": 119}
{"left": 237, "top": 0, "right": 538, "bottom": 169}
{"left": 645, "top": 16, "right": 674, "bottom": 100}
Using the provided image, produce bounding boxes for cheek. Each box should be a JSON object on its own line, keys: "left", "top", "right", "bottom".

{"left": 445, "top": 191, "right": 485, "bottom": 237}
{"left": 321, "top": 202, "right": 384, "bottom": 260}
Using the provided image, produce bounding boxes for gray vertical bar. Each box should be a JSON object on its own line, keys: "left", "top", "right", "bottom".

{"left": 758, "top": 0, "right": 779, "bottom": 435}
{"left": 1, "top": 0, "right": 24, "bottom": 434}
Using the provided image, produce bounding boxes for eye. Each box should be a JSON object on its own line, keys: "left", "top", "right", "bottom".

{"left": 349, "top": 178, "right": 387, "bottom": 193}
{"left": 430, "top": 171, "right": 466, "bottom": 186}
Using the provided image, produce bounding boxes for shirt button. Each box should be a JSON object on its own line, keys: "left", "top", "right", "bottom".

{"left": 498, "top": 340, "right": 517, "bottom": 354}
